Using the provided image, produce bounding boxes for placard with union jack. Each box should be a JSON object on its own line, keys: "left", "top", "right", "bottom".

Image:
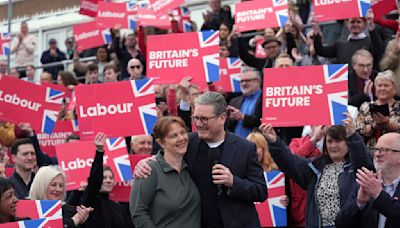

{"left": 0, "top": 32, "right": 10, "bottom": 56}
{"left": 16, "top": 200, "right": 62, "bottom": 220}
{"left": 97, "top": 2, "right": 138, "bottom": 30}
{"left": 75, "top": 79, "right": 157, "bottom": 140}
{"left": 235, "top": 0, "right": 288, "bottom": 32}
{"left": 149, "top": 0, "right": 185, "bottom": 16}
{"left": 214, "top": 57, "right": 242, "bottom": 93}
{"left": 313, "top": 0, "right": 371, "bottom": 22}
{"left": 0, "top": 77, "right": 64, "bottom": 134}
{"left": 73, "top": 21, "right": 111, "bottom": 52}
{"left": 0, "top": 217, "right": 63, "bottom": 228}
{"left": 147, "top": 30, "right": 219, "bottom": 84}
{"left": 255, "top": 171, "right": 287, "bottom": 227}
{"left": 56, "top": 137, "right": 133, "bottom": 190}
{"left": 262, "top": 64, "right": 348, "bottom": 126}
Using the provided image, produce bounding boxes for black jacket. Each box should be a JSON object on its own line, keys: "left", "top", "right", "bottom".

{"left": 40, "top": 48, "right": 67, "bottom": 80}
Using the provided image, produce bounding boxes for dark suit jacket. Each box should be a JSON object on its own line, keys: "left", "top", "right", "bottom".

{"left": 336, "top": 183, "right": 400, "bottom": 228}
{"left": 184, "top": 132, "right": 268, "bottom": 228}
{"left": 226, "top": 93, "right": 262, "bottom": 133}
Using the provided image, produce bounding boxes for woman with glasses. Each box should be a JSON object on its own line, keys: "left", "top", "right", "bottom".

{"left": 259, "top": 114, "right": 373, "bottom": 228}
{"left": 356, "top": 70, "right": 400, "bottom": 151}
{"left": 130, "top": 116, "right": 200, "bottom": 228}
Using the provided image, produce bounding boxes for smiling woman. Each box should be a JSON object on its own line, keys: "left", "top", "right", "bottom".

{"left": 0, "top": 177, "right": 27, "bottom": 223}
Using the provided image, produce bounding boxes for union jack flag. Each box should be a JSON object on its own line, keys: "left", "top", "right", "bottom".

{"left": 216, "top": 57, "right": 242, "bottom": 92}
{"left": 198, "top": 30, "right": 219, "bottom": 48}
{"left": 106, "top": 137, "right": 133, "bottom": 182}
{"left": 2, "top": 217, "right": 64, "bottom": 228}
{"left": 323, "top": 64, "right": 349, "bottom": 125}
{"left": 101, "top": 29, "right": 112, "bottom": 44}
{"left": 181, "top": 19, "right": 193, "bottom": 32}
{"left": 255, "top": 171, "right": 287, "bottom": 227}
{"left": 130, "top": 79, "right": 157, "bottom": 134}
{"left": 358, "top": 0, "right": 371, "bottom": 16}
{"left": 45, "top": 88, "right": 64, "bottom": 105}
{"left": 71, "top": 119, "right": 79, "bottom": 132}
{"left": 198, "top": 31, "right": 220, "bottom": 82}
{"left": 16, "top": 200, "right": 62, "bottom": 220}
{"left": 41, "top": 109, "right": 59, "bottom": 134}
{"left": 272, "top": 0, "right": 288, "bottom": 27}
{"left": 0, "top": 32, "right": 10, "bottom": 56}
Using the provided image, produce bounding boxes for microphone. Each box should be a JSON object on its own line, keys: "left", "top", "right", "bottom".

{"left": 208, "top": 147, "right": 223, "bottom": 195}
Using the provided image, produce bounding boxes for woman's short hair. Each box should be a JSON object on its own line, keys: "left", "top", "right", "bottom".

{"left": 247, "top": 131, "right": 278, "bottom": 171}
{"left": 0, "top": 177, "right": 13, "bottom": 198}
{"left": 58, "top": 71, "right": 78, "bottom": 86}
{"left": 103, "top": 166, "right": 114, "bottom": 178}
{"left": 374, "top": 70, "right": 397, "bottom": 87}
{"left": 29, "top": 166, "right": 66, "bottom": 201}
{"left": 153, "top": 116, "right": 186, "bottom": 142}
{"left": 322, "top": 125, "right": 347, "bottom": 155}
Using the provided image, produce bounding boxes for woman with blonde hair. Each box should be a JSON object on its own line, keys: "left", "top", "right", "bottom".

{"left": 29, "top": 166, "right": 92, "bottom": 227}
{"left": 247, "top": 131, "right": 278, "bottom": 172}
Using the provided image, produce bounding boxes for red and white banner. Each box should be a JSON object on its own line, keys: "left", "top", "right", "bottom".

{"left": 0, "top": 217, "right": 63, "bottom": 228}
{"left": 97, "top": 2, "right": 137, "bottom": 30}
{"left": 149, "top": 0, "right": 185, "bottom": 16}
{"left": 56, "top": 137, "right": 133, "bottom": 190}
{"left": 37, "top": 120, "right": 79, "bottom": 157}
{"left": 16, "top": 200, "right": 62, "bottom": 220}
{"left": 0, "top": 77, "right": 63, "bottom": 134}
{"left": 372, "top": 0, "right": 397, "bottom": 19}
{"left": 75, "top": 79, "right": 157, "bottom": 140}
{"left": 137, "top": 7, "right": 171, "bottom": 29}
{"left": 0, "top": 32, "right": 10, "bottom": 56}
{"left": 170, "top": 6, "right": 192, "bottom": 32}
{"left": 313, "top": 0, "right": 371, "bottom": 22}
{"left": 235, "top": 0, "right": 288, "bottom": 32}
{"left": 73, "top": 21, "right": 111, "bottom": 52}
{"left": 109, "top": 154, "right": 151, "bottom": 202}
{"left": 255, "top": 38, "right": 268, "bottom": 59}
{"left": 41, "top": 83, "right": 72, "bottom": 104}
{"left": 262, "top": 64, "right": 348, "bottom": 127}
{"left": 214, "top": 57, "right": 242, "bottom": 93}
{"left": 147, "top": 31, "right": 219, "bottom": 84}
{"left": 79, "top": 0, "right": 102, "bottom": 17}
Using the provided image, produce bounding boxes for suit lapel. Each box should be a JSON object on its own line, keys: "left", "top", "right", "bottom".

{"left": 186, "top": 133, "right": 201, "bottom": 169}
{"left": 221, "top": 133, "right": 238, "bottom": 168}
{"left": 384, "top": 183, "right": 400, "bottom": 228}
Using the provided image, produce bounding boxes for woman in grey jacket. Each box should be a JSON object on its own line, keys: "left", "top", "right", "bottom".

{"left": 259, "top": 115, "right": 373, "bottom": 228}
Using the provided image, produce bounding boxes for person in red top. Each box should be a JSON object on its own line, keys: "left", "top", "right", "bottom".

{"left": 287, "top": 125, "right": 326, "bottom": 228}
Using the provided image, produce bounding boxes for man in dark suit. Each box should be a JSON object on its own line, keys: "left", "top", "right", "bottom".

{"left": 336, "top": 132, "right": 400, "bottom": 228}
{"left": 226, "top": 67, "right": 262, "bottom": 138}
{"left": 135, "top": 92, "right": 267, "bottom": 228}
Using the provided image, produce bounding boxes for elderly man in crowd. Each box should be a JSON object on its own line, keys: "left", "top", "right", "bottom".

{"left": 130, "top": 135, "right": 153, "bottom": 155}
{"left": 126, "top": 58, "right": 145, "bottom": 80}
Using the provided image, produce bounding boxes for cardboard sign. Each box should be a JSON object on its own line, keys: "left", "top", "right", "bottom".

{"left": 109, "top": 154, "right": 151, "bottom": 202}
{"left": 37, "top": 120, "right": 79, "bottom": 157}
{"left": 147, "top": 31, "right": 219, "bottom": 84}
{"left": 97, "top": 2, "right": 137, "bottom": 30}
{"left": 16, "top": 200, "right": 62, "bottom": 220}
{"left": 255, "top": 38, "right": 268, "bottom": 59}
{"left": 235, "top": 0, "right": 288, "bottom": 32}
{"left": 371, "top": 0, "right": 397, "bottom": 19}
{"left": 56, "top": 137, "right": 133, "bottom": 190}
{"left": 137, "top": 7, "right": 171, "bottom": 29}
{"left": 73, "top": 21, "right": 111, "bottom": 52}
{"left": 255, "top": 171, "right": 287, "bottom": 227}
{"left": 0, "top": 217, "right": 63, "bottom": 228}
{"left": 75, "top": 79, "right": 157, "bottom": 140}
{"left": 41, "top": 83, "right": 72, "bottom": 104}
{"left": 215, "top": 57, "right": 242, "bottom": 93}
{"left": 79, "top": 0, "right": 102, "bottom": 17}
{"left": 313, "top": 0, "right": 371, "bottom": 22}
{"left": 0, "top": 32, "right": 10, "bottom": 56}
{"left": 262, "top": 64, "right": 348, "bottom": 127}
{"left": 0, "top": 77, "right": 63, "bottom": 134}
{"left": 170, "top": 6, "right": 192, "bottom": 32}
{"left": 149, "top": 0, "right": 185, "bottom": 16}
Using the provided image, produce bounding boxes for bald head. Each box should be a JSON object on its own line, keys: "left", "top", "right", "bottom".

{"left": 131, "top": 135, "right": 153, "bottom": 155}
{"left": 127, "top": 58, "right": 143, "bottom": 80}
{"left": 40, "top": 72, "right": 53, "bottom": 84}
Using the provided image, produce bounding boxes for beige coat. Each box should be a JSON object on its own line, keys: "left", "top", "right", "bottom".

{"left": 380, "top": 39, "right": 400, "bottom": 93}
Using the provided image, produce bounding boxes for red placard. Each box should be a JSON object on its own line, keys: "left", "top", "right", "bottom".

{"left": 97, "top": 2, "right": 137, "bottom": 30}
{"left": 0, "top": 77, "right": 63, "bottom": 134}
{"left": 109, "top": 154, "right": 151, "bottom": 202}
{"left": 137, "top": 7, "right": 171, "bottom": 29}
{"left": 0, "top": 217, "right": 63, "bottom": 228}
{"left": 37, "top": 120, "right": 79, "bottom": 157}
{"left": 255, "top": 38, "right": 268, "bottom": 59}
{"left": 147, "top": 31, "right": 219, "bottom": 84}
{"left": 56, "top": 137, "right": 133, "bottom": 190}
{"left": 262, "top": 64, "right": 348, "bottom": 127}
{"left": 16, "top": 200, "right": 62, "bottom": 220}
{"left": 149, "top": 0, "right": 185, "bottom": 16}
{"left": 79, "top": 0, "right": 102, "bottom": 17}
{"left": 41, "top": 83, "right": 72, "bottom": 104}
{"left": 214, "top": 57, "right": 242, "bottom": 93}
{"left": 372, "top": 0, "right": 397, "bottom": 18}
{"left": 0, "top": 32, "right": 10, "bottom": 56}
{"left": 73, "top": 21, "right": 111, "bottom": 52}
{"left": 313, "top": 0, "right": 371, "bottom": 22}
{"left": 235, "top": 0, "right": 288, "bottom": 32}
{"left": 75, "top": 80, "right": 157, "bottom": 140}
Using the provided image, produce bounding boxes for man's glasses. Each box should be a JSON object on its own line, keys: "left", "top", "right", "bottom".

{"left": 191, "top": 116, "right": 217, "bottom": 125}
{"left": 130, "top": 65, "right": 142, "bottom": 69}
{"left": 239, "top": 78, "right": 258, "bottom": 84}
{"left": 373, "top": 147, "right": 400, "bottom": 155}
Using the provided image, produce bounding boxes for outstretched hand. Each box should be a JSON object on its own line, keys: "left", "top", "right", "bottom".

{"left": 94, "top": 132, "right": 107, "bottom": 152}
{"left": 259, "top": 123, "right": 277, "bottom": 143}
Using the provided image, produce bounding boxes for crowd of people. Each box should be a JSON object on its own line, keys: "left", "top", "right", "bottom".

{"left": 1, "top": 0, "right": 400, "bottom": 227}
